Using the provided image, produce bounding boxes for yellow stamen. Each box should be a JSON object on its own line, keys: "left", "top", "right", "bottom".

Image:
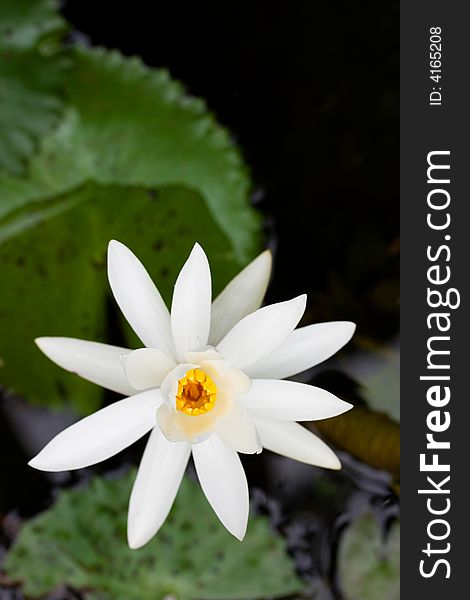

{"left": 175, "top": 368, "right": 217, "bottom": 416}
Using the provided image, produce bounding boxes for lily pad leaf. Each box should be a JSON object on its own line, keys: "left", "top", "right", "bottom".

{"left": 0, "top": 183, "right": 244, "bottom": 413}
{"left": 0, "top": 50, "right": 67, "bottom": 174}
{"left": 0, "top": 0, "right": 68, "bottom": 174}
{"left": 0, "top": 0, "right": 67, "bottom": 52}
{"left": 22, "top": 45, "right": 261, "bottom": 262}
{"left": 338, "top": 512, "right": 399, "bottom": 600}
{"left": 4, "top": 470, "right": 303, "bottom": 600}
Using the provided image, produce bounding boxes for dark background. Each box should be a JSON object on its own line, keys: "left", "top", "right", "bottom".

{"left": 63, "top": 0, "right": 399, "bottom": 341}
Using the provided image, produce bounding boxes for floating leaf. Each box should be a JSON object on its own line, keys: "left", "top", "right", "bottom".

{"left": 337, "top": 338, "right": 400, "bottom": 421}
{"left": 359, "top": 341, "right": 400, "bottom": 422}
{"left": 312, "top": 406, "right": 400, "bottom": 477}
{"left": 0, "top": 0, "right": 66, "bottom": 52}
{"left": 4, "top": 470, "right": 303, "bottom": 600}
{"left": 2, "top": 45, "right": 260, "bottom": 261}
{"left": 0, "top": 0, "right": 68, "bottom": 174}
{"left": 338, "top": 512, "right": 399, "bottom": 600}
{"left": 0, "top": 183, "right": 244, "bottom": 413}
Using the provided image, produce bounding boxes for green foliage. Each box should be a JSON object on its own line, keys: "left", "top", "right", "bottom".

{"left": 0, "top": 43, "right": 260, "bottom": 259}
{"left": 33, "top": 46, "right": 261, "bottom": 261}
{"left": 314, "top": 406, "right": 400, "bottom": 477}
{"left": 359, "top": 341, "right": 400, "bottom": 422}
{"left": 338, "top": 512, "right": 399, "bottom": 600}
{"left": 0, "top": 0, "right": 66, "bottom": 52}
{"left": 4, "top": 470, "right": 302, "bottom": 600}
{"left": 0, "top": 0, "right": 68, "bottom": 173}
{"left": 0, "top": 1, "right": 262, "bottom": 412}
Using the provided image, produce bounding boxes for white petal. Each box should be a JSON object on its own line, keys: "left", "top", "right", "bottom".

{"left": 242, "top": 379, "right": 352, "bottom": 421}
{"left": 29, "top": 390, "right": 162, "bottom": 472}
{"left": 253, "top": 415, "right": 341, "bottom": 469}
{"left": 202, "top": 360, "right": 252, "bottom": 396}
{"left": 184, "top": 347, "right": 223, "bottom": 363}
{"left": 107, "top": 240, "right": 174, "bottom": 356}
{"left": 217, "top": 295, "right": 307, "bottom": 369}
{"left": 192, "top": 435, "right": 249, "bottom": 540}
{"left": 171, "top": 243, "right": 212, "bottom": 360}
{"left": 156, "top": 404, "right": 190, "bottom": 442}
{"left": 35, "top": 337, "right": 137, "bottom": 396}
{"left": 157, "top": 403, "right": 218, "bottom": 444}
{"left": 245, "top": 321, "right": 356, "bottom": 379}
{"left": 122, "top": 348, "right": 176, "bottom": 390}
{"left": 209, "top": 250, "right": 272, "bottom": 345}
{"left": 215, "top": 410, "right": 262, "bottom": 454}
{"left": 127, "top": 427, "right": 190, "bottom": 549}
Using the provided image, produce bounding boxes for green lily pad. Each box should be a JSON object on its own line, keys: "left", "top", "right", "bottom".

{"left": 338, "top": 512, "right": 400, "bottom": 600}
{"left": 0, "top": 0, "right": 68, "bottom": 174}
{"left": 4, "top": 470, "right": 303, "bottom": 600}
{"left": 2, "top": 45, "right": 261, "bottom": 262}
{"left": 0, "top": 183, "right": 244, "bottom": 413}
{"left": 0, "top": 0, "right": 66, "bottom": 52}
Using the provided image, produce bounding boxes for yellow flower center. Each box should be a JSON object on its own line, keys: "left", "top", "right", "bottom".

{"left": 176, "top": 368, "right": 217, "bottom": 416}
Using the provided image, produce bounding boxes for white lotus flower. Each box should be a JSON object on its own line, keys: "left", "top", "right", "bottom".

{"left": 29, "top": 240, "right": 355, "bottom": 549}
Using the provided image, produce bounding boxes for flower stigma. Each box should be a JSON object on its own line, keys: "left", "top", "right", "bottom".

{"left": 176, "top": 368, "right": 217, "bottom": 416}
